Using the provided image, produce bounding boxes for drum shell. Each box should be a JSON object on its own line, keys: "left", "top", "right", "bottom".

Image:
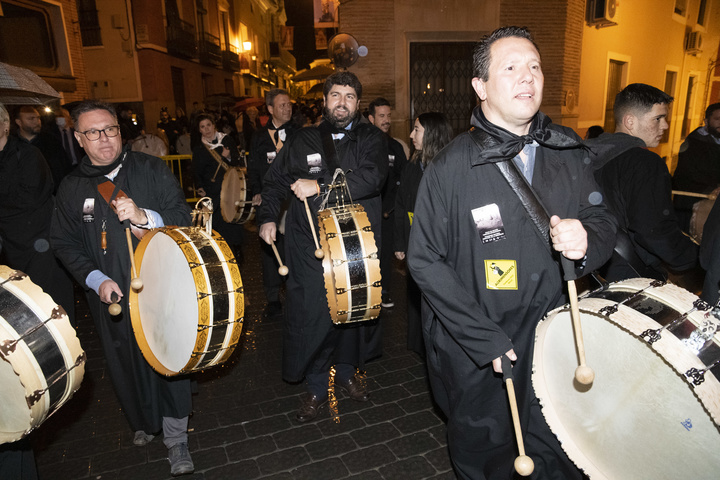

{"left": 533, "top": 278, "right": 720, "bottom": 479}
{"left": 130, "top": 227, "right": 244, "bottom": 376}
{"left": 220, "top": 167, "right": 255, "bottom": 224}
{"left": 0, "top": 266, "right": 85, "bottom": 444}
{"left": 318, "top": 205, "right": 381, "bottom": 324}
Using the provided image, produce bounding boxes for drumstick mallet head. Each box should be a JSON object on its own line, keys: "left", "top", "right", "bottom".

{"left": 123, "top": 220, "right": 144, "bottom": 291}
{"left": 108, "top": 292, "right": 122, "bottom": 316}
{"left": 501, "top": 356, "right": 535, "bottom": 477}
{"left": 303, "top": 198, "right": 324, "bottom": 259}
{"left": 271, "top": 242, "right": 289, "bottom": 276}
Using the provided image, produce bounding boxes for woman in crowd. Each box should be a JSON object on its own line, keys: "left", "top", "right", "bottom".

{"left": 191, "top": 113, "right": 245, "bottom": 262}
{"left": 394, "top": 112, "right": 454, "bottom": 356}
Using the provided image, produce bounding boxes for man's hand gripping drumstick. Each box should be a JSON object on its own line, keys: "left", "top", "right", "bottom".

{"left": 290, "top": 179, "right": 324, "bottom": 259}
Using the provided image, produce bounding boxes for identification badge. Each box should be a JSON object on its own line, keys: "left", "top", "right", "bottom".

{"left": 83, "top": 198, "right": 95, "bottom": 223}
{"left": 388, "top": 154, "right": 395, "bottom": 167}
{"left": 472, "top": 203, "right": 506, "bottom": 244}
{"left": 266, "top": 151, "right": 276, "bottom": 164}
{"left": 484, "top": 260, "right": 518, "bottom": 290}
{"left": 307, "top": 153, "right": 322, "bottom": 174}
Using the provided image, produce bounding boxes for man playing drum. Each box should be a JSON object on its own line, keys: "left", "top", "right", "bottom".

{"left": 248, "top": 88, "right": 299, "bottom": 318}
{"left": 406, "top": 27, "right": 616, "bottom": 479}
{"left": 50, "top": 101, "right": 195, "bottom": 476}
{"left": 258, "top": 72, "right": 388, "bottom": 422}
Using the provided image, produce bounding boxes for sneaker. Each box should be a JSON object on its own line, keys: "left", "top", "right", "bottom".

{"left": 133, "top": 430, "right": 155, "bottom": 446}
{"left": 381, "top": 296, "right": 394, "bottom": 308}
{"left": 168, "top": 442, "right": 194, "bottom": 476}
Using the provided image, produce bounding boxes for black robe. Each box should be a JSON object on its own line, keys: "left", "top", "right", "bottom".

{"left": 407, "top": 109, "right": 616, "bottom": 480}
{"left": 700, "top": 199, "right": 720, "bottom": 304}
{"left": 51, "top": 149, "right": 193, "bottom": 434}
{"left": 258, "top": 117, "right": 388, "bottom": 382}
{"left": 0, "top": 136, "right": 74, "bottom": 323}
{"left": 589, "top": 132, "right": 697, "bottom": 281}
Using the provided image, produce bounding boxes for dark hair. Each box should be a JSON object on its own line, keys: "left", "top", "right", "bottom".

{"left": 323, "top": 71, "right": 362, "bottom": 99}
{"left": 71, "top": 100, "right": 117, "bottom": 127}
{"left": 586, "top": 125, "right": 604, "bottom": 139}
{"left": 195, "top": 113, "right": 215, "bottom": 130}
{"left": 614, "top": 83, "right": 673, "bottom": 126}
{"left": 415, "top": 112, "right": 454, "bottom": 166}
{"left": 473, "top": 26, "right": 538, "bottom": 81}
{"left": 266, "top": 89, "right": 289, "bottom": 107}
{"left": 368, "top": 97, "right": 391, "bottom": 117}
{"left": 705, "top": 102, "right": 720, "bottom": 119}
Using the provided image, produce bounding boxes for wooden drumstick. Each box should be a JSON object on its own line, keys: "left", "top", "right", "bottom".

{"left": 108, "top": 292, "right": 122, "bottom": 316}
{"left": 123, "top": 221, "right": 143, "bottom": 291}
{"left": 304, "top": 198, "right": 324, "bottom": 259}
{"left": 568, "top": 280, "right": 594, "bottom": 385}
{"left": 501, "top": 356, "right": 534, "bottom": 477}
{"left": 271, "top": 242, "right": 288, "bottom": 276}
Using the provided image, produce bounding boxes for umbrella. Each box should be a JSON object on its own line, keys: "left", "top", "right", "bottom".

{"left": 203, "top": 93, "right": 240, "bottom": 110}
{"left": 300, "top": 83, "right": 324, "bottom": 100}
{"left": 234, "top": 97, "right": 265, "bottom": 111}
{"left": 0, "top": 61, "right": 60, "bottom": 105}
{"left": 291, "top": 64, "right": 335, "bottom": 82}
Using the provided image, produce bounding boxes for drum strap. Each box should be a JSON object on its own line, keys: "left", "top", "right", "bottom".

{"left": 97, "top": 180, "right": 146, "bottom": 240}
{"left": 204, "top": 144, "right": 229, "bottom": 182}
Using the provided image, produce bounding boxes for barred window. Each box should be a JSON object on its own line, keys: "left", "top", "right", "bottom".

{"left": 77, "top": 0, "right": 102, "bottom": 47}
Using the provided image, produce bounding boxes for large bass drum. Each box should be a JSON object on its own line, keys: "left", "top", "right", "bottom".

{"left": 220, "top": 167, "right": 254, "bottom": 224}
{"left": 0, "top": 266, "right": 85, "bottom": 444}
{"left": 317, "top": 204, "right": 381, "bottom": 324}
{"left": 533, "top": 278, "right": 720, "bottom": 479}
{"left": 689, "top": 186, "right": 720, "bottom": 243}
{"left": 130, "top": 227, "right": 244, "bottom": 376}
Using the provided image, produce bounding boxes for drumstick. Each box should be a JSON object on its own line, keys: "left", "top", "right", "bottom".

{"left": 568, "top": 280, "right": 594, "bottom": 385}
{"left": 671, "top": 190, "right": 714, "bottom": 199}
{"left": 304, "top": 198, "right": 324, "bottom": 259}
{"left": 108, "top": 292, "right": 122, "bottom": 316}
{"left": 123, "top": 221, "right": 143, "bottom": 291}
{"left": 501, "top": 356, "right": 534, "bottom": 476}
{"left": 271, "top": 241, "right": 289, "bottom": 276}
{"left": 234, "top": 200, "right": 254, "bottom": 206}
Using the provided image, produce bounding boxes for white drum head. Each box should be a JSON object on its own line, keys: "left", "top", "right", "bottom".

{"left": 0, "top": 349, "right": 33, "bottom": 441}
{"left": 534, "top": 307, "right": 720, "bottom": 479}
{"left": 135, "top": 232, "right": 198, "bottom": 373}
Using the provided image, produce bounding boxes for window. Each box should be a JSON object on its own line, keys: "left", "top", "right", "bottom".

{"left": 681, "top": 76, "right": 696, "bottom": 138}
{"left": 0, "top": 1, "right": 56, "bottom": 67}
{"left": 77, "top": 0, "right": 102, "bottom": 46}
{"left": 698, "top": 0, "right": 708, "bottom": 26}
{"left": 604, "top": 60, "right": 626, "bottom": 133}
{"left": 674, "top": 0, "right": 688, "bottom": 16}
{"left": 662, "top": 70, "right": 677, "bottom": 144}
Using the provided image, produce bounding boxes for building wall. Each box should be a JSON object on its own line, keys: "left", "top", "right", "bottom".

{"left": 60, "top": 0, "right": 90, "bottom": 102}
{"left": 340, "top": 0, "right": 499, "bottom": 140}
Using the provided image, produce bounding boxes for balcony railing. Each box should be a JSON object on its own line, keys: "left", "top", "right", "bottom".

{"left": 199, "top": 32, "right": 222, "bottom": 66}
{"left": 166, "top": 18, "right": 197, "bottom": 59}
{"left": 222, "top": 44, "right": 240, "bottom": 71}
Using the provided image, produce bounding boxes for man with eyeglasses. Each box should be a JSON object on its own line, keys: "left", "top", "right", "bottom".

{"left": 50, "top": 101, "right": 195, "bottom": 476}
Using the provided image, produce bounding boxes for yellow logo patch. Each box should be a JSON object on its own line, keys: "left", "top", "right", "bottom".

{"left": 408, "top": 211, "right": 414, "bottom": 226}
{"left": 484, "top": 260, "right": 518, "bottom": 290}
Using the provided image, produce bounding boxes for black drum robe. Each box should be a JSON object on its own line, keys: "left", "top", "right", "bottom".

{"left": 51, "top": 149, "right": 193, "bottom": 434}
{"left": 258, "top": 117, "right": 388, "bottom": 382}
{"left": 407, "top": 109, "right": 616, "bottom": 480}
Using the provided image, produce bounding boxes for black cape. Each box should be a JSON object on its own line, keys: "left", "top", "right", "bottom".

{"left": 51, "top": 149, "right": 193, "bottom": 433}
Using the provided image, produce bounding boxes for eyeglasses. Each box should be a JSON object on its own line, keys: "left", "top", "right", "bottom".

{"left": 78, "top": 125, "right": 121, "bottom": 141}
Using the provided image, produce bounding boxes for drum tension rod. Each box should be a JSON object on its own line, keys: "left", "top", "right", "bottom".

{"left": 332, "top": 254, "right": 378, "bottom": 266}
{"left": 196, "top": 317, "right": 244, "bottom": 331}
{"left": 335, "top": 281, "right": 381, "bottom": 294}
{"left": 26, "top": 352, "right": 86, "bottom": 407}
{"left": 640, "top": 299, "right": 712, "bottom": 345}
{"left": 191, "top": 342, "right": 239, "bottom": 357}
{"left": 188, "top": 259, "right": 238, "bottom": 268}
{"left": 598, "top": 280, "right": 667, "bottom": 316}
{"left": 0, "top": 307, "right": 68, "bottom": 356}
{"left": 338, "top": 304, "right": 381, "bottom": 316}
{"left": 197, "top": 287, "right": 244, "bottom": 299}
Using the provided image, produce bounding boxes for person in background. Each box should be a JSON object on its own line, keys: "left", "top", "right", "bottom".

{"left": 394, "top": 112, "right": 453, "bottom": 357}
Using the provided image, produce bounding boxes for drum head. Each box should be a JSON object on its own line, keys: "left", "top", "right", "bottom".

{"left": 0, "top": 338, "right": 34, "bottom": 442}
{"left": 534, "top": 307, "right": 720, "bottom": 479}
{"left": 132, "top": 232, "right": 199, "bottom": 374}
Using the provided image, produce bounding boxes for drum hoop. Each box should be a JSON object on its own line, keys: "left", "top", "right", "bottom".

{"left": 220, "top": 167, "right": 255, "bottom": 224}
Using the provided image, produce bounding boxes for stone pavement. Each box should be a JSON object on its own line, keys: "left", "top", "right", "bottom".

{"left": 31, "top": 233, "right": 456, "bottom": 480}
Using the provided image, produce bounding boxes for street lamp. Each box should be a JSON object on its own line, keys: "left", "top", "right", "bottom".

{"left": 243, "top": 41, "right": 252, "bottom": 52}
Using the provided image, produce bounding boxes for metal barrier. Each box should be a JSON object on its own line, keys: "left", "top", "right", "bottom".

{"left": 161, "top": 154, "right": 199, "bottom": 203}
